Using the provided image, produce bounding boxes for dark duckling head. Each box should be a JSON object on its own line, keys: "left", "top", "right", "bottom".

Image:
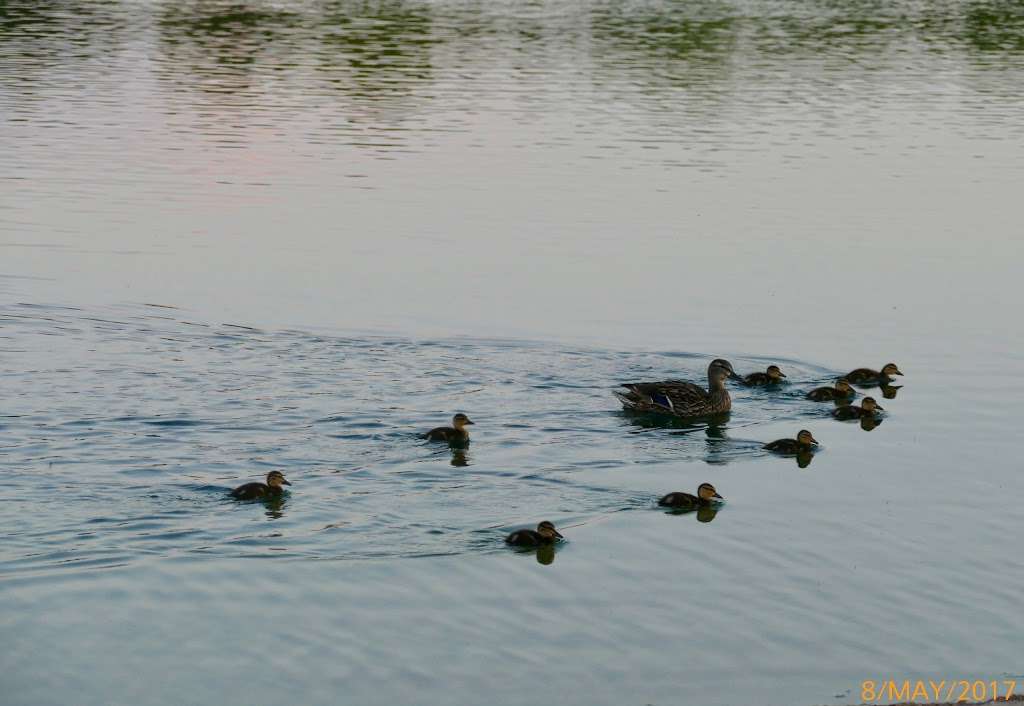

{"left": 266, "top": 470, "right": 291, "bottom": 488}
{"left": 861, "top": 397, "right": 883, "bottom": 413}
{"left": 881, "top": 363, "right": 903, "bottom": 377}
{"left": 796, "top": 429, "right": 818, "bottom": 446}
{"left": 452, "top": 413, "right": 474, "bottom": 429}
{"left": 835, "top": 379, "right": 854, "bottom": 395}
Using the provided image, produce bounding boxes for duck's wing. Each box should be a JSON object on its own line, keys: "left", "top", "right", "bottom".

{"left": 616, "top": 379, "right": 710, "bottom": 416}
{"left": 658, "top": 492, "right": 698, "bottom": 508}
{"left": 764, "top": 439, "right": 794, "bottom": 452}
{"left": 230, "top": 482, "right": 265, "bottom": 499}
{"left": 744, "top": 373, "right": 768, "bottom": 385}
{"left": 806, "top": 387, "right": 834, "bottom": 401}
{"left": 423, "top": 426, "right": 454, "bottom": 441}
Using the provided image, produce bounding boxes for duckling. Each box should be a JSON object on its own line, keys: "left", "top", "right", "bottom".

{"left": 743, "top": 364, "right": 786, "bottom": 386}
{"left": 845, "top": 363, "right": 903, "bottom": 385}
{"left": 806, "top": 378, "right": 855, "bottom": 402}
{"left": 832, "top": 396, "right": 884, "bottom": 420}
{"left": 231, "top": 470, "right": 291, "bottom": 500}
{"left": 505, "top": 521, "right": 564, "bottom": 547}
{"left": 616, "top": 359, "right": 741, "bottom": 418}
{"left": 658, "top": 482, "right": 723, "bottom": 510}
{"left": 764, "top": 429, "right": 819, "bottom": 454}
{"left": 423, "top": 413, "right": 474, "bottom": 443}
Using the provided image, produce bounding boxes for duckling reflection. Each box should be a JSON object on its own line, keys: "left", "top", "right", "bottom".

{"left": 535, "top": 544, "right": 556, "bottom": 565}
{"left": 658, "top": 482, "right": 723, "bottom": 511}
{"left": 423, "top": 413, "right": 474, "bottom": 446}
{"left": 450, "top": 448, "right": 469, "bottom": 467}
{"left": 742, "top": 364, "right": 786, "bottom": 386}
{"left": 860, "top": 415, "right": 884, "bottom": 432}
{"left": 796, "top": 450, "right": 815, "bottom": 468}
{"left": 505, "top": 521, "right": 564, "bottom": 547}
{"left": 845, "top": 363, "right": 903, "bottom": 386}
{"left": 696, "top": 505, "right": 719, "bottom": 523}
{"left": 879, "top": 383, "right": 902, "bottom": 400}
{"left": 806, "top": 378, "right": 855, "bottom": 402}
{"left": 833, "top": 396, "right": 883, "bottom": 421}
{"left": 230, "top": 470, "right": 291, "bottom": 500}
{"left": 764, "top": 429, "right": 819, "bottom": 455}
{"left": 262, "top": 494, "right": 287, "bottom": 519}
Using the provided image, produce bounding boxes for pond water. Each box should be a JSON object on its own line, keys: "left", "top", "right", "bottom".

{"left": 2, "top": 2, "right": 1023, "bottom": 705}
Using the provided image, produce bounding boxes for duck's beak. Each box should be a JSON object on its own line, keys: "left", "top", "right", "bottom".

{"left": 712, "top": 491, "right": 723, "bottom": 499}
{"left": 894, "top": 370, "right": 904, "bottom": 376}
{"left": 728, "top": 371, "right": 742, "bottom": 381}
{"left": 552, "top": 528, "right": 564, "bottom": 539}
{"left": 809, "top": 437, "right": 819, "bottom": 446}
{"left": 281, "top": 478, "right": 292, "bottom": 485}
{"left": 874, "top": 404, "right": 884, "bottom": 411}
{"left": 464, "top": 419, "right": 475, "bottom": 425}
{"left": 778, "top": 372, "right": 787, "bottom": 378}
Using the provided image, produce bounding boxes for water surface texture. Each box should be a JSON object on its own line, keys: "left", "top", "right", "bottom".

{"left": 2, "top": 2, "right": 1023, "bottom": 705}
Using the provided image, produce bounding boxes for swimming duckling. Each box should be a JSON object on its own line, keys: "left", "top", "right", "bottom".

{"left": 764, "top": 429, "right": 819, "bottom": 454}
{"left": 231, "top": 470, "right": 291, "bottom": 500}
{"left": 505, "top": 521, "right": 564, "bottom": 547}
{"left": 806, "top": 378, "right": 855, "bottom": 402}
{"left": 658, "top": 482, "right": 723, "bottom": 510}
{"left": 616, "top": 359, "right": 741, "bottom": 418}
{"left": 743, "top": 365, "right": 786, "bottom": 386}
{"left": 423, "top": 413, "right": 474, "bottom": 443}
{"left": 845, "top": 363, "right": 903, "bottom": 385}
{"left": 832, "top": 396, "right": 884, "bottom": 420}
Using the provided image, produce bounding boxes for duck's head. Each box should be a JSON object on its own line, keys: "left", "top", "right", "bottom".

{"left": 697, "top": 482, "right": 723, "bottom": 501}
{"left": 767, "top": 365, "right": 786, "bottom": 380}
{"left": 710, "top": 359, "right": 741, "bottom": 382}
{"left": 796, "top": 429, "right": 819, "bottom": 446}
{"left": 882, "top": 363, "right": 903, "bottom": 377}
{"left": 861, "top": 397, "right": 883, "bottom": 412}
{"left": 266, "top": 470, "right": 291, "bottom": 488}
{"left": 536, "top": 521, "right": 564, "bottom": 540}
{"left": 452, "top": 413, "right": 475, "bottom": 429}
{"left": 835, "top": 378, "right": 853, "bottom": 394}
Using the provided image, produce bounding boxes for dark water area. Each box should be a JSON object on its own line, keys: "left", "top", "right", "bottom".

{"left": 2, "top": 1, "right": 1024, "bottom": 705}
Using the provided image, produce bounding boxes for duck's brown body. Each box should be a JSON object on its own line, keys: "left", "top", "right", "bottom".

{"left": 230, "top": 482, "right": 284, "bottom": 501}
{"left": 506, "top": 521, "right": 563, "bottom": 547}
{"left": 807, "top": 385, "right": 853, "bottom": 402}
{"left": 845, "top": 364, "right": 903, "bottom": 385}
{"left": 657, "top": 492, "right": 710, "bottom": 510}
{"left": 231, "top": 471, "right": 291, "bottom": 500}
{"left": 658, "top": 482, "right": 723, "bottom": 510}
{"left": 616, "top": 359, "right": 738, "bottom": 418}
{"left": 742, "top": 365, "right": 786, "bottom": 386}
{"left": 423, "top": 426, "right": 469, "bottom": 443}
{"left": 764, "top": 438, "right": 813, "bottom": 454}
{"left": 833, "top": 399, "right": 882, "bottom": 420}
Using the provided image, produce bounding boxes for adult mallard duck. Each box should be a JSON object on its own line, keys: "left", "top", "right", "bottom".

{"left": 742, "top": 364, "right": 786, "bottom": 386}
{"left": 615, "top": 359, "right": 740, "bottom": 418}
{"left": 845, "top": 363, "right": 903, "bottom": 385}
{"left": 658, "top": 482, "right": 723, "bottom": 510}
{"left": 833, "top": 396, "right": 883, "bottom": 420}
{"left": 764, "top": 429, "right": 819, "bottom": 454}
{"left": 506, "top": 521, "right": 564, "bottom": 547}
{"left": 806, "top": 378, "right": 855, "bottom": 402}
{"left": 423, "top": 413, "right": 474, "bottom": 444}
{"left": 231, "top": 470, "right": 291, "bottom": 500}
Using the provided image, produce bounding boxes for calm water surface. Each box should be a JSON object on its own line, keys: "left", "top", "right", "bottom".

{"left": 2, "top": 2, "right": 1023, "bottom": 705}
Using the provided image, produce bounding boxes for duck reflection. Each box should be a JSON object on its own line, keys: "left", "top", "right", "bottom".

{"left": 796, "top": 450, "right": 815, "bottom": 468}
{"left": 450, "top": 448, "right": 469, "bottom": 467}
{"left": 262, "top": 494, "right": 287, "bottom": 519}
{"left": 535, "top": 544, "right": 556, "bottom": 565}
{"left": 860, "top": 416, "right": 883, "bottom": 432}
{"left": 879, "top": 383, "right": 902, "bottom": 400}
{"left": 664, "top": 504, "right": 720, "bottom": 523}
